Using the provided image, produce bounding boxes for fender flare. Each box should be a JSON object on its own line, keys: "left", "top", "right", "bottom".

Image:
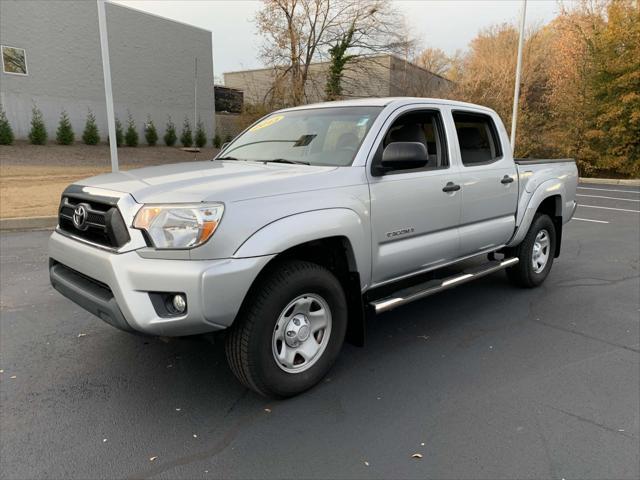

{"left": 507, "top": 179, "right": 565, "bottom": 247}
{"left": 233, "top": 208, "right": 371, "bottom": 288}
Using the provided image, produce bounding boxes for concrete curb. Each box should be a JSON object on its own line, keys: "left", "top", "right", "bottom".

{"left": 0, "top": 216, "right": 57, "bottom": 232}
{"left": 579, "top": 177, "right": 640, "bottom": 186}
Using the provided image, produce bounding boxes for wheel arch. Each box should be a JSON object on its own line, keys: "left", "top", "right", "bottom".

{"left": 234, "top": 210, "right": 369, "bottom": 346}
{"left": 508, "top": 180, "right": 565, "bottom": 257}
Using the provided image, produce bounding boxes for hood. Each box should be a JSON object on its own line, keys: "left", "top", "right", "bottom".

{"left": 78, "top": 160, "right": 343, "bottom": 204}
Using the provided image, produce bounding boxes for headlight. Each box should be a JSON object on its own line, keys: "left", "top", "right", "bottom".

{"left": 133, "top": 203, "right": 224, "bottom": 249}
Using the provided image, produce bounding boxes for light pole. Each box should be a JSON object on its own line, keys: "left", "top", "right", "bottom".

{"left": 510, "top": 0, "right": 527, "bottom": 153}
{"left": 97, "top": 0, "right": 119, "bottom": 173}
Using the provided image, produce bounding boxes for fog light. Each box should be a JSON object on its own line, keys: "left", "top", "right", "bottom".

{"left": 172, "top": 294, "right": 187, "bottom": 313}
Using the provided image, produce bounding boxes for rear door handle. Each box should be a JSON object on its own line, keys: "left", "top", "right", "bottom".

{"left": 501, "top": 175, "right": 514, "bottom": 184}
{"left": 442, "top": 182, "right": 461, "bottom": 193}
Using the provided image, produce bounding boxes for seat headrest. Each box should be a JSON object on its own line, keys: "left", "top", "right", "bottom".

{"left": 336, "top": 132, "right": 358, "bottom": 149}
{"left": 389, "top": 123, "right": 427, "bottom": 145}
{"left": 457, "top": 127, "right": 484, "bottom": 149}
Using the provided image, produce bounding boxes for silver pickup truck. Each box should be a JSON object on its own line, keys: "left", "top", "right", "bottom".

{"left": 49, "top": 97, "right": 578, "bottom": 397}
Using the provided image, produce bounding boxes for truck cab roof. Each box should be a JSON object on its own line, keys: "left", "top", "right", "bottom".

{"left": 279, "top": 97, "right": 496, "bottom": 114}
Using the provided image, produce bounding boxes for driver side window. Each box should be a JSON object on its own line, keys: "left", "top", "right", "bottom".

{"left": 376, "top": 110, "right": 449, "bottom": 174}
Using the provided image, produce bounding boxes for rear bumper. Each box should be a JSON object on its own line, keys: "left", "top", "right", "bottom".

{"left": 48, "top": 231, "right": 274, "bottom": 336}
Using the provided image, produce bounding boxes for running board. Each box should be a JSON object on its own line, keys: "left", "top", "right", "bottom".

{"left": 370, "top": 258, "right": 519, "bottom": 314}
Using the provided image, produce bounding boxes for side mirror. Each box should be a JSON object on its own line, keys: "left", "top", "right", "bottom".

{"left": 377, "top": 142, "right": 428, "bottom": 174}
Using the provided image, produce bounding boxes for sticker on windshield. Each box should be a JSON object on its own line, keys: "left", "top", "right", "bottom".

{"left": 249, "top": 115, "right": 285, "bottom": 132}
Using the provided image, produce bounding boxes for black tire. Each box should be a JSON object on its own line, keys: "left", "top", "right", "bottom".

{"left": 225, "top": 260, "right": 347, "bottom": 398}
{"left": 506, "top": 213, "right": 556, "bottom": 288}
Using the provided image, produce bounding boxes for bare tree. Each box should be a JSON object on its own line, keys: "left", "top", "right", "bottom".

{"left": 324, "top": 0, "right": 413, "bottom": 100}
{"left": 256, "top": 0, "right": 345, "bottom": 106}
{"left": 413, "top": 47, "right": 452, "bottom": 78}
{"left": 255, "top": 0, "right": 414, "bottom": 105}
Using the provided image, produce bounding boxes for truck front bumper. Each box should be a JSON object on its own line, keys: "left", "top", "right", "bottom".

{"left": 49, "top": 231, "right": 274, "bottom": 336}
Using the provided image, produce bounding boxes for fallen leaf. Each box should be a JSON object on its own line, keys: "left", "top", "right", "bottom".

{"left": 77, "top": 333, "right": 87, "bottom": 338}
{"left": 149, "top": 456, "right": 158, "bottom": 462}
{"left": 412, "top": 453, "right": 423, "bottom": 459}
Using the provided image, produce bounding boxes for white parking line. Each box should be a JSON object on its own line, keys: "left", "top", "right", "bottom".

{"left": 572, "top": 217, "right": 610, "bottom": 224}
{"left": 578, "top": 187, "right": 640, "bottom": 194}
{"left": 577, "top": 194, "right": 640, "bottom": 202}
{"left": 578, "top": 204, "right": 640, "bottom": 213}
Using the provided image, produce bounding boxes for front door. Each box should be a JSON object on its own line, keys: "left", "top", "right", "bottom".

{"left": 368, "top": 107, "right": 462, "bottom": 286}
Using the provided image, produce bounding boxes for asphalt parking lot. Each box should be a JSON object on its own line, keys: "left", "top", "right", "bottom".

{"left": 1, "top": 182, "right": 638, "bottom": 480}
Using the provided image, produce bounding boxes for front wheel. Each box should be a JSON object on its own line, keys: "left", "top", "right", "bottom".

{"left": 225, "top": 260, "right": 347, "bottom": 397}
{"left": 506, "top": 213, "right": 556, "bottom": 288}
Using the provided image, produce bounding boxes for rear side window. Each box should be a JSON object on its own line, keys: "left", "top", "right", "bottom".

{"left": 452, "top": 112, "right": 502, "bottom": 166}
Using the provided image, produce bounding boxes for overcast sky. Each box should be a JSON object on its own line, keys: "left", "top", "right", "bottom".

{"left": 114, "top": 0, "right": 571, "bottom": 82}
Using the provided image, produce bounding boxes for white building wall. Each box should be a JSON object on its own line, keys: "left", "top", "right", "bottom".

{"left": 0, "top": 0, "right": 215, "bottom": 142}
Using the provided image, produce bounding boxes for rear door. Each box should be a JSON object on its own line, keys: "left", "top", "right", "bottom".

{"left": 367, "top": 105, "right": 463, "bottom": 286}
{"left": 452, "top": 110, "right": 518, "bottom": 256}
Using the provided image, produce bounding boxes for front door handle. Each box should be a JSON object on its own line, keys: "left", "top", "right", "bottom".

{"left": 501, "top": 175, "right": 514, "bottom": 184}
{"left": 442, "top": 182, "right": 461, "bottom": 193}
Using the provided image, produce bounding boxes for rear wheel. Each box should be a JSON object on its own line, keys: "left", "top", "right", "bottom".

{"left": 506, "top": 213, "right": 556, "bottom": 288}
{"left": 225, "top": 260, "right": 347, "bottom": 397}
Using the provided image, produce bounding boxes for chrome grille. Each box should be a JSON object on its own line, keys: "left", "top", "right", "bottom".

{"left": 58, "top": 192, "right": 130, "bottom": 249}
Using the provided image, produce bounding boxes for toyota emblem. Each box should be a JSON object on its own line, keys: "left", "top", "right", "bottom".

{"left": 72, "top": 204, "right": 90, "bottom": 231}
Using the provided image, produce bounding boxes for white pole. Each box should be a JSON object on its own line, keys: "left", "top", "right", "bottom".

{"left": 97, "top": 0, "right": 119, "bottom": 172}
{"left": 510, "top": 0, "right": 527, "bottom": 153}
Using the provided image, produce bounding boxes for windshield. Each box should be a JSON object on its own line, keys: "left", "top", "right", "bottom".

{"left": 219, "top": 106, "right": 383, "bottom": 166}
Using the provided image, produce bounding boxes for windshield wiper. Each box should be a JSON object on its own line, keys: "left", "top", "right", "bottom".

{"left": 263, "top": 158, "right": 310, "bottom": 165}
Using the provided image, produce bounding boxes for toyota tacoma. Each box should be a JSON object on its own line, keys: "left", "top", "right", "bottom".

{"left": 49, "top": 98, "right": 578, "bottom": 397}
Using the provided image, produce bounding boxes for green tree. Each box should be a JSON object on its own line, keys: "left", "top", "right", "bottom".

{"left": 586, "top": 0, "right": 639, "bottom": 177}
{"left": 213, "top": 132, "right": 222, "bottom": 148}
{"left": 180, "top": 117, "right": 193, "bottom": 147}
{"left": 124, "top": 113, "right": 138, "bottom": 147}
{"left": 325, "top": 24, "right": 356, "bottom": 101}
{"left": 164, "top": 117, "right": 177, "bottom": 146}
{"left": 28, "top": 106, "right": 47, "bottom": 145}
{"left": 145, "top": 117, "right": 158, "bottom": 146}
{"left": 82, "top": 110, "right": 100, "bottom": 145}
{"left": 0, "top": 107, "right": 14, "bottom": 145}
{"left": 56, "top": 110, "right": 75, "bottom": 145}
{"left": 195, "top": 120, "right": 207, "bottom": 148}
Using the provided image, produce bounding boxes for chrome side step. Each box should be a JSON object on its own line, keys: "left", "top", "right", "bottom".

{"left": 370, "top": 258, "right": 519, "bottom": 314}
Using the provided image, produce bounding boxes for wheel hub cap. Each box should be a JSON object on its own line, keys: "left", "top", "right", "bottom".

{"left": 532, "top": 229, "right": 550, "bottom": 273}
{"left": 285, "top": 314, "right": 311, "bottom": 347}
{"left": 272, "top": 293, "right": 332, "bottom": 373}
